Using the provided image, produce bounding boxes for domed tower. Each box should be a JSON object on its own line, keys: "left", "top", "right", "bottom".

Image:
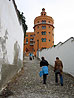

{"left": 33, "top": 8, "right": 54, "bottom": 56}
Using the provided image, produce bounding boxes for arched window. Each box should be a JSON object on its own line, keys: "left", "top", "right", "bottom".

{"left": 41, "top": 38, "right": 46, "bottom": 42}
{"left": 42, "top": 20, "right": 46, "bottom": 24}
{"left": 42, "top": 26, "right": 46, "bottom": 29}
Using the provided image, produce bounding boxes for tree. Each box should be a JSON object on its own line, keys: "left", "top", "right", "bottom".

{"left": 17, "top": 10, "right": 28, "bottom": 38}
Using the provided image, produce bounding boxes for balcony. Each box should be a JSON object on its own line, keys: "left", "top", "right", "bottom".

{"left": 30, "top": 39, "right": 34, "bottom": 41}
{"left": 33, "top": 22, "right": 54, "bottom": 28}
{"left": 26, "top": 42, "right": 28, "bottom": 44}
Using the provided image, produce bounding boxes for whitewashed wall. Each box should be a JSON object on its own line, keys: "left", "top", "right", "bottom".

{"left": 0, "top": 0, "right": 24, "bottom": 89}
{"left": 38, "top": 37, "right": 74, "bottom": 76}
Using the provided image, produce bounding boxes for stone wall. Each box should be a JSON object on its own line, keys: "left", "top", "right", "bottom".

{"left": 38, "top": 37, "right": 74, "bottom": 76}
{"left": 0, "top": 0, "right": 24, "bottom": 89}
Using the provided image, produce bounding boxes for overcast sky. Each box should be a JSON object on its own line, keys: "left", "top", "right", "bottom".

{"left": 15, "top": 0, "right": 74, "bottom": 45}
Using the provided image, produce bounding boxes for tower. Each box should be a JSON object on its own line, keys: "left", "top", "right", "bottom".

{"left": 33, "top": 8, "right": 54, "bottom": 56}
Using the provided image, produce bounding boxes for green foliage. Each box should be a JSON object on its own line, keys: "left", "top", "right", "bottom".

{"left": 53, "top": 45, "right": 56, "bottom": 47}
{"left": 17, "top": 10, "right": 28, "bottom": 38}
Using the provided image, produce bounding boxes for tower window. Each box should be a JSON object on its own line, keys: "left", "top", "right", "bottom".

{"left": 49, "top": 26, "right": 50, "bottom": 28}
{"left": 41, "top": 31, "right": 46, "bottom": 35}
{"left": 26, "top": 35, "right": 28, "bottom": 37}
{"left": 26, "top": 39, "right": 28, "bottom": 44}
{"left": 42, "top": 13, "right": 43, "bottom": 16}
{"left": 38, "top": 21, "right": 39, "bottom": 23}
{"left": 49, "top": 32, "right": 50, "bottom": 34}
{"left": 37, "top": 32, "right": 39, "bottom": 34}
{"left": 37, "top": 26, "right": 39, "bottom": 29}
{"left": 41, "top": 38, "right": 46, "bottom": 42}
{"left": 42, "top": 26, "right": 46, "bottom": 29}
{"left": 42, "top": 20, "right": 46, "bottom": 24}
{"left": 49, "top": 40, "right": 50, "bottom": 42}
{"left": 30, "top": 35, "right": 33, "bottom": 37}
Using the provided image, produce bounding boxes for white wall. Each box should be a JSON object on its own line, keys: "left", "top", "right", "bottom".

{"left": 0, "top": 0, "right": 24, "bottom": 88}
{"left": 0, "top": 0, "right": 24, "bottom": 64}
{"left": 38, "top": 37, "right": 74, "bottom": 76}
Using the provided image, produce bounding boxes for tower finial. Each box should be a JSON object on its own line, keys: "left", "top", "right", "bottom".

{"left": 41, "top": 8, "right": 46, "bottom": 16}
{"left": 42, "top": 8, "right": 45, "bottom": 12}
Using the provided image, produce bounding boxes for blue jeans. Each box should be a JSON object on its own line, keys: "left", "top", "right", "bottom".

{"left": 43, "top": 74, "right": 48, "bottom": 84}
{"left": 55, "top": 71, "right": 63, "bottom": 85}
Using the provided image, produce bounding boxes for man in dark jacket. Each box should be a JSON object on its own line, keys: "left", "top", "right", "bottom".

{"left": 54, "top": 57, "right": 63, "bottom": 86}
{"left": 40, "top": 57, "right": 49, "bottom": 84}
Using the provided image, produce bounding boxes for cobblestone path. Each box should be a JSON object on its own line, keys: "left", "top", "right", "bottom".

{"left": 7, "top": 56, "right": 74, "bottom": 98}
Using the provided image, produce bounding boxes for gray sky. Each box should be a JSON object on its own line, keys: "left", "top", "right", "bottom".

{"left": 15, "top": 0, "right": 74, "bottom": 45}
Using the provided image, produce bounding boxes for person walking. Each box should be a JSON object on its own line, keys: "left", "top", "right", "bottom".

{"left": 54, "top": 57, "right": 63, "bottom": 86}
{"left": 29, "top": 53, "right": 32, "bottom": 60}
{"left": 32, "top": 53, "right": 34, "bottom": 59}
{"left": 40, "top": 57, "right": 49, "bottom": 84}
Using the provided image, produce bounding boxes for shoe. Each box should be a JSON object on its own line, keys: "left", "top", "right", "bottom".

{"left": 43, "top": 82, "right": 46, "bottom": 84}
{"left": 61, "top": 84, "right": 63, "bottom": 86}
{"left": 55, "top": 82, "right": 58, "bottom": 85}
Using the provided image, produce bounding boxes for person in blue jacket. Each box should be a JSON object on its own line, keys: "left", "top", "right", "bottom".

{"left": 29, "top": 53, "right": 32, "bottom": 60}
{"left": 40, "top": 57, "right": 49, "bottom": 84}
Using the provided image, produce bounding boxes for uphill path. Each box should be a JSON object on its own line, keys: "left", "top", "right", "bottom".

{"left": 3, "top": 56, "right": 74, "bottom": 98}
